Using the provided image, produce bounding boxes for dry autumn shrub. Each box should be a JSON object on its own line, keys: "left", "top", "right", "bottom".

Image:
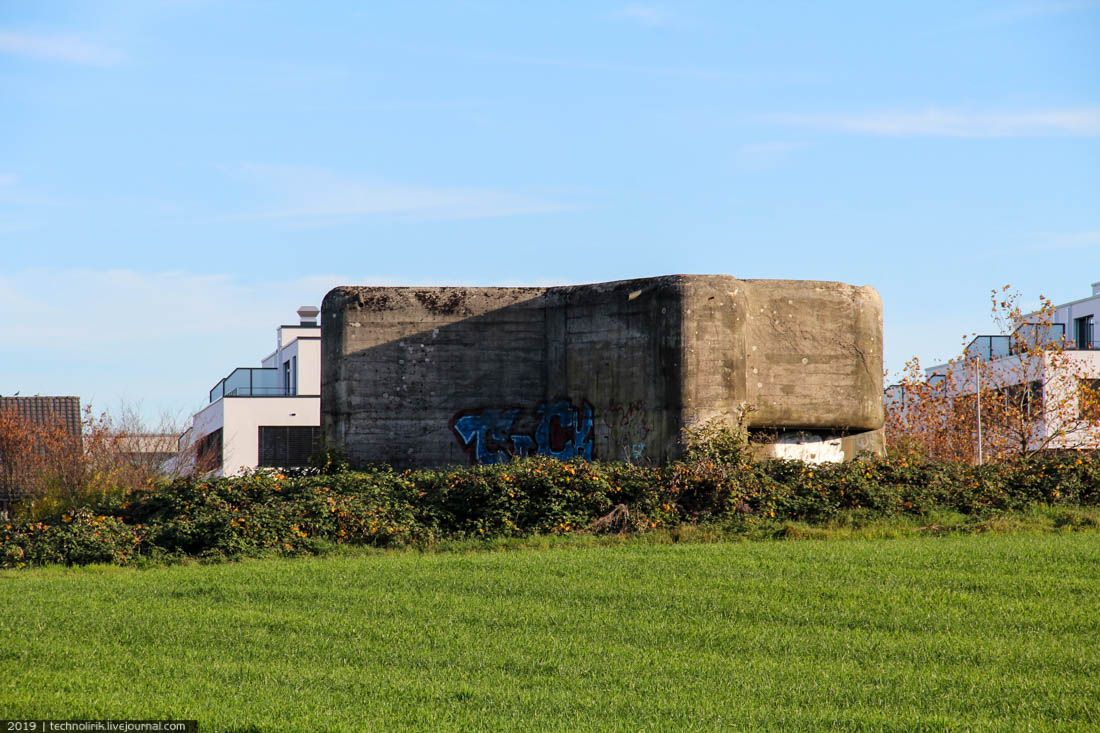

{"left": 1, "top": 402, "right": 184, "bottom": 519}
{"left": 0, "top": 407, "right": 80, "bottom": 517}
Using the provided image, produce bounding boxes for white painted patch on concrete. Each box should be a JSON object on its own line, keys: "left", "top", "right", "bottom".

{"left": 770, "top": 431, "right": 844, "bottom": 463}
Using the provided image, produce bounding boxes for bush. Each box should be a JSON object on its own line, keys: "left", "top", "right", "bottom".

{"left": 415, "top": 460, "right": 606, "bottom": 536}
{"left": 110, "top": 469, "right": 425, "bottom": 559}
{"left": 2, "top": 451, "right": 1099, "bottom": 568}
{"left": 2, "top": 508, "right": 140, "bottom": 567}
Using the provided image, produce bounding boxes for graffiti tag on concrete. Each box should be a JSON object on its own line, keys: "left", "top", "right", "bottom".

{"left": 605, "top": 399, "right": 652, "bottom": 462}
{"left": 450, "top": 399, "right": 595, "bottom": 464}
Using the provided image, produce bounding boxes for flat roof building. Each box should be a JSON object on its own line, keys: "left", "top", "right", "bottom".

{"left": 176, "top": 307, "right": 321, "bottom": 475}
{"left": 893, "top": 280, "right": 1100, "bottom": 454}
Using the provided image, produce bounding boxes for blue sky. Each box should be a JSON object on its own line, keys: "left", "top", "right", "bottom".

{"left": 1, "top": 0, "right": 1098, "bottom": 424}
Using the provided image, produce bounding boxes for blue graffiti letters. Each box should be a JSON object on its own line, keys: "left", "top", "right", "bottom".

{"left": 451, "top": 399, "right": 594, "bottom": 464}
{"left": 451, "top": 408, "right": 522, "bottom": 464}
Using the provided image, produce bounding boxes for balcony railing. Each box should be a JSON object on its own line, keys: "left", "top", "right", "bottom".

{"left": 209, "top": 368, "right": 292, "bottom": 402}
{"left": 965, "top": 335, "right": 1011, "bottom": 362}
{"left": 964, "top": 323, "right": 1080, "bottom": 363}
{"left": 1011, "top": 322, "right": 1066, "bottom": 353}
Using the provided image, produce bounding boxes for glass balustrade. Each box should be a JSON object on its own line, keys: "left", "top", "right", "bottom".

{"left": 964, "top": 335, "right": 1011, "bottom": 362}
{"left": 963, "top": 323, "right": 1076, "bottom": 363}
{"left": 1011, "top": 323, "right": 1066, "bottom": 353}
{"left": 209, "top": 368, "right": 288, "bottom": 402}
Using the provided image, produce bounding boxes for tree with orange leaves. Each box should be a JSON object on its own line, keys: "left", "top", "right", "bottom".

{"left": 0, "top": 406, "right": 79, "bottom": 517}
{"left": 1, "top": 400, "right": 184, "bottom": 518}
{"left": 886, "top": 286, "right": 1100, "bottom": 462}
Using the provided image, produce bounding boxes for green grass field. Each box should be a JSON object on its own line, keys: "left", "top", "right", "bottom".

{"left": 2, "top": 529, "right": 1099, "bottom": 731}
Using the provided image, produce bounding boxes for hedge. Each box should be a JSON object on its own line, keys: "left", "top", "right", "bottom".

{"left": 2, "top": 451, "right": 1099, "bottom": 567}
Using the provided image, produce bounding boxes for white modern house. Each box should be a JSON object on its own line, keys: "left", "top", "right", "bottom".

{"left": 1053, "top": 282, "right": 1099, "bottom": 352}
{"left": 927, "top": 280, "right": 1098, "bottom": 374}
{"left": 888, "top": 281, "right": 1100, "bottom": 452}
{"left": 176, "top": 306, "right": 322, "bottom": 475}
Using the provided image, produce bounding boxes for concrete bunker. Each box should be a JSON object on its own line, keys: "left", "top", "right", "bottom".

{"left": 321, "top": 275, "right": 884, "bottom": 467}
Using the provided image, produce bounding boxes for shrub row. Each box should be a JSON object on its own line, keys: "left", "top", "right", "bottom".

{"left": 3, "top": 451, "right": 1099, "bottom": 567}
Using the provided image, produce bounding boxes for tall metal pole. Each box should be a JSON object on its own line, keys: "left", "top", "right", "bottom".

{"left": 974, "top": 356, "right": 983, "bottom": 465}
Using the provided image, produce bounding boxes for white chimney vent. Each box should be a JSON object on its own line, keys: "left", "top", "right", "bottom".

{"left": 297, "top": 305, "right": 320, "bottom": 326}
{"left": 1093, "top": 282, "right": 1100, "bottom": 297}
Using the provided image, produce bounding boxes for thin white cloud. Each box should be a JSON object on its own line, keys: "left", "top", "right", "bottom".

{"left": 1033, "top": 230, "right": 1100, "bottom": 251}
{"left": 229, "top": 164, "right": 571, "bottom": 223}
{"left": 0, "top": 268, "right": 583, "bottom": 418}
{"left": 0, "top": 269, "right": 342, "bottom": 417}
{"left": 458, "top": 49, "right": 728, "bottom": 80}
{"left": 615, "top": 5, "right": 674, "bottom": 28}
{"left": 0, "top": 30, "right": 123, "bottom": 66}
{"left": 0, "top": 175, "right": 33, "bottom": 231}
{"left": 735, "top": 141, "right": 805, "bottom": 168}
{"left": 772, "top": 107, "right": 1100, "bottom": 138}
{"left": 979, "top": 0, "right": 1100, "bottom": 23}
{"left": 411, "top": 43, "right": 820, "bottom": 83}
{"left": 0, "top": 269, "right": 572, "bottom": 352}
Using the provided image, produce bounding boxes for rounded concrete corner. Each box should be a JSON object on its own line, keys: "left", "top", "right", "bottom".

{"left": 321, "top": 286, "right": 357, "bottom": 315}
{"left": 856, "top": 284, "right": 884, "bottom": 315}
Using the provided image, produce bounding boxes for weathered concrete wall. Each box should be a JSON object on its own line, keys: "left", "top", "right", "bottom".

{"left": 322, "top": 275, "right": 884, "bottom": 467}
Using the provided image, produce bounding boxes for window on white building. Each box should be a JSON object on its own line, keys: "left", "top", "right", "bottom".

{"left": 258, "top": 426, "right": 321, "bottom": 467}
{"left": 1075, "top": 316, "right": 1094, "bottom": 350}
{"left": 196, "top": 428, "right": 223, "bottom": 472}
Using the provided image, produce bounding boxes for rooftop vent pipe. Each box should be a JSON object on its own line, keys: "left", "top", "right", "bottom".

{"left": 297, "top": 305, "right": 320, "bottom": 326}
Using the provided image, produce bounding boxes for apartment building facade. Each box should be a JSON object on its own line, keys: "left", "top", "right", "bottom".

{"left": 176, "top": 307, "right": 322, "bottom": 476}
{"left": 890, "top": 281, "right": 1100, "bottom": 453}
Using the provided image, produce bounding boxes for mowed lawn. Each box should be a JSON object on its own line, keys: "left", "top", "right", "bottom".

{"left": 2, "top": 533, "right": 1099, "bottom": 732}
